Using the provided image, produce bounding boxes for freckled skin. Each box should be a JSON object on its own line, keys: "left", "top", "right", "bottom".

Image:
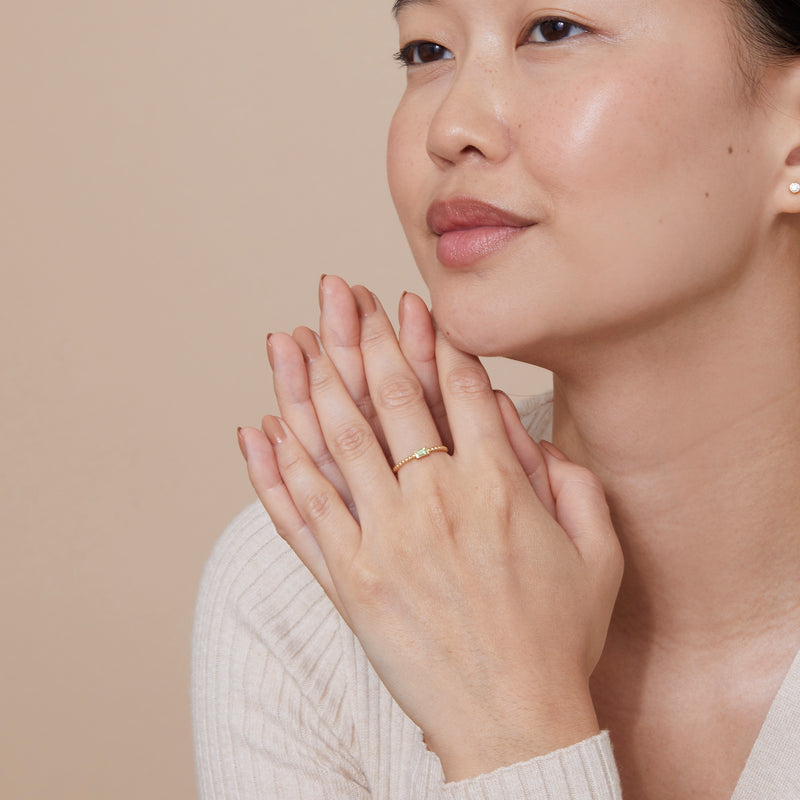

{"left": 388, "top": 0, "right": 778, "bottom": 367}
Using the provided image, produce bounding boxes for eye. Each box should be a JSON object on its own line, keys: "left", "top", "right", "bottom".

{"left": 526, "top": 17, "right": 587, "bottom": 44}
{"left": 394, "top": 41, "right": 455, "bottom": 67}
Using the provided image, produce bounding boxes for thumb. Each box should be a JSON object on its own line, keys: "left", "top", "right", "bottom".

{"left": 540, "top": 442, "right": 622, "bottom": 573}
{"left": 494, "top": 390, "right": 556, "bottom": 516}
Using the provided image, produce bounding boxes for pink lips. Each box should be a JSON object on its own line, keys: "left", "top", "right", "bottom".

{"left": 427, "top": 197, "right": 535, "bottom": 268}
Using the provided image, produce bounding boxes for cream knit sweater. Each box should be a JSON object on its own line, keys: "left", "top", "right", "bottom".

{"left": 192, "top": 394, "right": 800, "bottom": 798}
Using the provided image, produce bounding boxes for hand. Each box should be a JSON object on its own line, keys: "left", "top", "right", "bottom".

{"left": 265, "top": 276, "right": 557, "bottom": 519}
{"left": 239, "top": 279, "right": 623, "bottom": 781}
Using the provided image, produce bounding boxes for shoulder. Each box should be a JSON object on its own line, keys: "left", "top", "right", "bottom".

{"left": 192, "top": 501, "right": 342, "bottom": 686}
{"left": 192, "top": 504, "right": 370, "bottom": 794}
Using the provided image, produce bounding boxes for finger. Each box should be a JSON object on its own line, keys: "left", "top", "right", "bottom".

{"left": 238, "top": 425, "right": 341, "bottom": 610}
{"left": 269, "top": 331, "right": 355, "bottom": 513}
{"left": 259, "top": 414, "right": 365, "bottom": 587}
{"left": 353, "top": 286, "right": 445, "bottom": 475}
{"left": 398, "top": 291, "right": 452, "bottom": 450}
{"left": 292, "top": 324, "right": 399, "bottom": 509}
{"left": 434, "top": 329, "right": 514, "bottom": 458}
{"left": 540, "top": 443, "right": 622, "bottom": 573}
{"left": 318, "top": 275, "right": 388, "bottom": 453}
{"left": 495, "top": 390, "right": 556, "bottom": 517}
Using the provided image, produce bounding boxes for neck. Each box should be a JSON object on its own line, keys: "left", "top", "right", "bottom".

{"left": 550, "top": 263, "right": 800, "bottom": 658}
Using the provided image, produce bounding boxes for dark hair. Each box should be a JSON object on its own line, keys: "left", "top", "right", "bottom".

{"left": 727, "top": 0, "right": 800, "bottom": 84}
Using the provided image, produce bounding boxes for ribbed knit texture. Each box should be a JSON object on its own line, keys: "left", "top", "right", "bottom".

{"left": 732, "top": 648, "right": 800, "bottom": 799}
{"left": 192, "top": 392, "right": 800, "bottom": 798}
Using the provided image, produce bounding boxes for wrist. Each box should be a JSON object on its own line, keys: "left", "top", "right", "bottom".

{"left": 431, "top": 685, "right": 600, "bottom": 782}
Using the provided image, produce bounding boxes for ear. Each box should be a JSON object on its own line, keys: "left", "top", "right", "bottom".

{"left": 781, "top": 145, "right": 800, "bottom": 205}
{"left": 769, "top": 63, "right": 800, "bottom": 214}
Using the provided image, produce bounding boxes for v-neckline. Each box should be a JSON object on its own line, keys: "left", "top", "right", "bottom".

{"left": 520, "top": 391, "right": 800, "bottom": 798}
{"left": 732, "top": 646, "right": 800, "bottom": 798}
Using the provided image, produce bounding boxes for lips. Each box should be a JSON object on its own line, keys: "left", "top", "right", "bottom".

{"left": 427, "top": 197, "right": 536, "bottom": 268}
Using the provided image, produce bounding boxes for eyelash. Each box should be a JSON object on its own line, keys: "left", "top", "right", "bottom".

{"left": 393, "top": 17, "right": 588, "bottom": 67}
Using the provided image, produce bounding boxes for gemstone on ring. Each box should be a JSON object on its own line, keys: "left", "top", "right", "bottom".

{"left": 392, "top": 444, "right": 449, "bottom": 473}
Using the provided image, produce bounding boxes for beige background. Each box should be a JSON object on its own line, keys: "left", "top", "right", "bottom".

{"left": 1, "top": 3, "right": 551, "bottom": 798}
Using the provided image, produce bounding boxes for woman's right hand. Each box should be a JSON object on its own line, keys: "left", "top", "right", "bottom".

{"left": 264, "top": 275, "right": 559, "bottom": 525}
{"left": 239, "top": 278, "right": 623, "bottom": 782}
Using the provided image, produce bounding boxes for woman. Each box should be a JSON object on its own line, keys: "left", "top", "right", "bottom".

{"left": 192, "top": 0, "right": 800, "bottom": 797}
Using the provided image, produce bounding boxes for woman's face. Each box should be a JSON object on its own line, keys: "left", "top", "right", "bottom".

{"left": 387, "top": 0, "right": 779, "bottom": 366}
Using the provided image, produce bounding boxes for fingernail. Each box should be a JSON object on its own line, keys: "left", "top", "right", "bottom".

{"left": 318, "top": 274, "right": 327, "bottom": 310}
{"left": 352, "top": 285, "right": 376, "bottom": 317}
{"left": 262, "top": 415, "right": 286, "bottom": 445}
{"left": 237, "top": 427, "right": 248, "bottom": 460}
{"left": 540, "top": 440, "right": 567, "bottom": 460}
{"left": 294, "top": 326, "right": 321, "bottom": 362}
{"left": 398, "top": 291, "right": 408, "bottom": 327}
{"left": 266, "top": 333, "right": 274, "bottom": 367}
{"left": 494, "top": 388, "right": 517, "bottom": 412}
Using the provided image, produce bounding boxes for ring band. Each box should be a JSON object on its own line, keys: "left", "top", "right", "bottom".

{"left": 392, "top": 445, "right": 449, "bottom": 474}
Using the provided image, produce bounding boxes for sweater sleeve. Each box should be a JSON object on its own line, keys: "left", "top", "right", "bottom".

{"left": 192, "top": 503, "right": 624, "bottom": 800}
{"left": 438, "top": 733, "right": 622, "bottom": 800}
{"left": 191, "top": 503, "right": 370, "bottom": 800}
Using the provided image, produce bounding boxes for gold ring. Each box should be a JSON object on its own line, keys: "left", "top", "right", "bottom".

{"left": 392, "top": 445, "right": 449, "bottom": 474}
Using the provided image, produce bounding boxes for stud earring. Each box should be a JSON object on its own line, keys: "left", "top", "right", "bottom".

{"left": 790, "top": 182, "right": 800, "bottom": 194}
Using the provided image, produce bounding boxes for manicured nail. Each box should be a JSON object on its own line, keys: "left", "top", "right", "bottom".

{"left": 293, "top": 326, "right": 321, "bottom": 362}
{"left": 494, "top": 388, "right": 516, "bottom": 411}
{"left": 398, "top": 291, "right": 408, "bottom": 327}
{"left": 266, "top": 333, "right": 274, "bottom": 367}
{"left": 237, "top": 427, "right": 248, "bottom": 460}
{"left": 318, "top": 274, "right": 328, "bottom": 310}
{"left": 352, "top": 285, "right": 376, "bottom": 317}
{"left": 540, "top": 440, "right": 567, "bottom": 460}
{"left": 262, "top": 415, "right": 286, "bottom": 445}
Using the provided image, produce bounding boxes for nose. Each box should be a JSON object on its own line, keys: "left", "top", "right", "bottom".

{"left": 426, "top": 58, "right": 513, "bottom": 169}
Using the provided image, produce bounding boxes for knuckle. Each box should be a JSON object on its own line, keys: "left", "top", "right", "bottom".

{"left": 329, "top": 422, "right": 374, "bottom": 461}
{"left": 591, "top": 535, "right": 625, "bottom": 592}
{"left": 307, "top": 364, "right": 338, "bottom": 394}
{"left": 349, "top": 563, "right": 389, "bottom": 607}
{"left": 359, "top": 321, "right": 392, "bottom": 351}
{"left": 578, "top": 465, "right": 604, "bottom": 488}
{"left": 564, "top": 464, "right": 605, "bottom": 493}
{"left": 278, "top": 448, "right": 306, "bottom": 479}
{"left": 603, "top": 535, "right": 625, "bottom": 577}
{"left": 376, "top": 374, "right": 423, "bottom": 412}
{"left": 445, "top": 365, "right": 492, "bottom": 399}
{"left": 304, "top": 488, "right": 335, "bottom": 523}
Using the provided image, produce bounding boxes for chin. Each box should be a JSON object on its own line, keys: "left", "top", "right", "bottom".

{"left": 431, "top": 304, "right": 525, "bottom": 360}
{"left": 430, "top": 295, "right": 577, "bottom": 371}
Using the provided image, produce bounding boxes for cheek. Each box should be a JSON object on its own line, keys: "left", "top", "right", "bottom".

{"left": 434, "top": 83, "right": 760, "bottom": 357}
{"left": 524, "top": 61, "right": 754, "bottom": 265}
{"left": 387, "top": 100, "right": 428, "bottom": 233}
{"left": 520, "top": 69, "right": 702, "bottom": 209}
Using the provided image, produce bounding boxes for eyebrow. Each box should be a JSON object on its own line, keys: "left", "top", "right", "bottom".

{"left": 392, "top": 0, "right": 436, "bottom": 20}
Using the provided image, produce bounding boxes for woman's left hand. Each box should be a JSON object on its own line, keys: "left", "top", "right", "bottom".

{"left": 238, "top": 280, "right": 623, "bottom": 782}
